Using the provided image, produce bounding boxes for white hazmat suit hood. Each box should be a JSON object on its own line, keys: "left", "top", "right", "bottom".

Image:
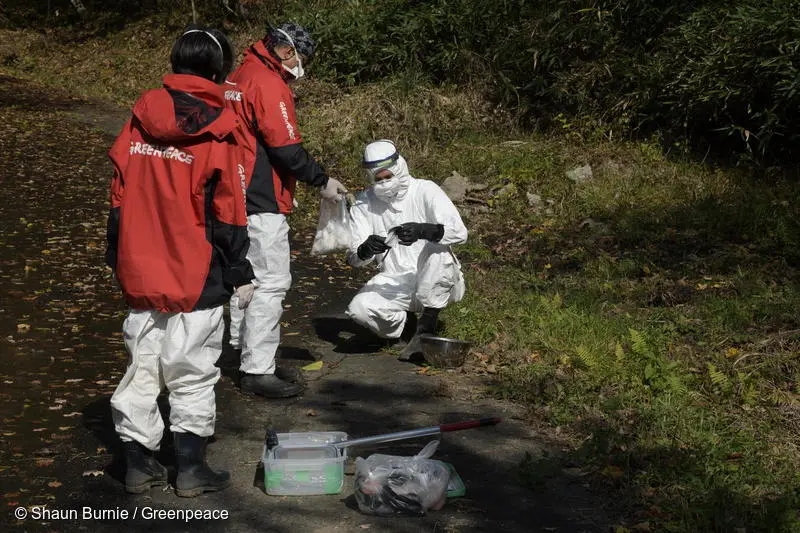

{"left": 363, "top": 140, "right": 411, "bottom": 205}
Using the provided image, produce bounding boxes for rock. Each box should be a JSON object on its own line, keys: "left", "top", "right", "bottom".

{"left": 441, "top": 170, "right": 469, "bottom": 203}
{"left": 467, "top": 182, "right": 488, "bottom": 192}
{"left": 566, "top": 164, "right": 593, "bottom": 183}
{"left": 527, "top": 192, "right": 543, "bottom": 210}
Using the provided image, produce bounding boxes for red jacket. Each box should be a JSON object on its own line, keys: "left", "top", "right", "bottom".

{"left": 106, "top": 74, "right": 254, "bottom": 313}
{"left": 225, "top": 40, "right": 329, "bottom": 215}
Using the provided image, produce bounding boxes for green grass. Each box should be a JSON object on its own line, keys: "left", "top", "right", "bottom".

{"left": 2, "top": 19, "right": 800, "bottom": 532}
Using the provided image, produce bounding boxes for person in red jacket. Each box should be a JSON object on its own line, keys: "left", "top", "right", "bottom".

{"left": 224, "top": 22, "right": 347, "bottom": 398}
{"left": 105, "top": 26, "right": 255, "bottom": 497}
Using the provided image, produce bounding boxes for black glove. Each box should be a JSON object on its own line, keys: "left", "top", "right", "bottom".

{"left": 390, "top": 223, "right": 445, "bottom": 245}
{"left": 357, "top": 234, "right": 390, "bottom": 260}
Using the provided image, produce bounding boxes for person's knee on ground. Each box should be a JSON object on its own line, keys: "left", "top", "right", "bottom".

{"left": 173, "top": 431, "right": 230, "bottom": 497}
{"left": 345, "top": 294, "right": 380, "bottom": 336}
{"left": 346, "top": 293, "right": 409, "bottom": 346}
{"left": 122, "top": 439, "right": 167, "bottom": 494}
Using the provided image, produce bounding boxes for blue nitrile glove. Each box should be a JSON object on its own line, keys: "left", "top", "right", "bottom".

{"left": 390, "top": 223, "right": 444, "bottom": 245}
{"left": 357, "top": 235, "right": 390, "bottom": 260}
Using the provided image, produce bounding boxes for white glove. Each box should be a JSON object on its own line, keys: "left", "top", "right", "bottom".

{"left": 320, "top": 177, "right": 348, "bottom": 202}
{"left": 234, "top": 283, "right": 256, "bottom": 309}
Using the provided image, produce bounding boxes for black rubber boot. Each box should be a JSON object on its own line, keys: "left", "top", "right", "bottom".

{"left": 274, "top": 365, "right": 304, "bottom": 384}
{"left": 174, "top": 432, "right": 230, "bottom": 497}
{"left": 122, "top": 440, "right": 167, "bottom": 494}
{"left": 240, "top": 373, "right": 303, "bottom": 398}
{"left": 398, "top": 307, "right": 440, "bottom": 361}
{"left": 400, "top": 311, "right": 418, "bottom": 343}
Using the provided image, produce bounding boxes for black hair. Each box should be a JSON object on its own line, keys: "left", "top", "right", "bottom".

{"left": 207, "top": 28, "right": 235, "bottom": 81}
{"left": 170, "top": 24, "right": 233, "bottom": 84}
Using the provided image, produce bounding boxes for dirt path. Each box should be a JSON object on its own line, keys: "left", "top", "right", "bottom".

{"left": 0, "top": 75, "right": 618, "bottom": 532}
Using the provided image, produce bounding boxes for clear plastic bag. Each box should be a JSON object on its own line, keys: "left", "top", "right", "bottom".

{"left": 311, "top": 196, "right": 352, "bottom": 256}
{"left": 353, "top": 441, "right": 451, "bottom": 516}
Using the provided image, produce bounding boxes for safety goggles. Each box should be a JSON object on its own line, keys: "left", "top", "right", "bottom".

{"left": 362, "top": 151, "right": 399, "bottom": 173}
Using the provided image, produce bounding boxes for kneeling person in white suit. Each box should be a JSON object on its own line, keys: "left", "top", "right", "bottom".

{"left": 345, "top": 140, "right": 468, "bottom": 359}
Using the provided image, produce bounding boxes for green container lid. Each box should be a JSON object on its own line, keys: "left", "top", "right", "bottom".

{"left": 440, "top": 462, "right": 466, "bottom": 498}
{"left": 323, "top": 463, "right": 344, "bottom": 494}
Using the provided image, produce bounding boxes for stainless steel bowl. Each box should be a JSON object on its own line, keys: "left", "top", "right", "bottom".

{"left": 419, "top": 336, "right": 471, "bottom": 368}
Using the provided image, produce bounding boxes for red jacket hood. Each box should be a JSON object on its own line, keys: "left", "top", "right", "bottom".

{"left": 132, "top": 74, "right": 238, "bottom": 143}
{"left": 241, "top": 40, "right": 292, "bottom": 82}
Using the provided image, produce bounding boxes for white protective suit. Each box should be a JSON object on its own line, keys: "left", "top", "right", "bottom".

{"left": 345, "top": 153, "right": 467, "bottom": 339}
{"left": 110, "top": 307, "right": 224, "bottom": 450}
{"left": 228, "top": 212, "right": 292, "bottom": 375}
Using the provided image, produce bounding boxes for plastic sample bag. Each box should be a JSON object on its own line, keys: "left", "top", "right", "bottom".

{"left": 353, "top": 441, "right": 451, "bottom": 516}
{"left": 311, "top": 196, "right": 353, "bottom": 255}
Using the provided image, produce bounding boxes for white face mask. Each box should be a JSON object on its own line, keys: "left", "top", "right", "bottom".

{"left": 373, "top": 178, "right": 403, "bottom": 202}
{"left": 283, "top": 54, "right": 304, "bottom": 80}
{"left": 276, "top": 28, "right": 305, "bottom": 80}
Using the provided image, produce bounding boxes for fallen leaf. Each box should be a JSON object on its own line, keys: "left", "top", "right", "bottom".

{"left": 47, "top": 481, "right": 62, "bottom": 488}
{"left": 35, "top": 458, "right": 54, "bottom": 467}
{"left": 301, "top": 361, "right": 323, "bottom": 371}
{"left": 81, "top": 470, "right": 104, "bottom": 477}
{"left": 16, "top": 324, "right": 30, "bottom": 334}
{"left": 305, "top": 409, "right": 317, "bottom": 417}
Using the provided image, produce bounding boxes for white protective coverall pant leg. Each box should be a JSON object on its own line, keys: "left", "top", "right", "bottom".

{"left": 229, "top": 212, "right": 292, "bottom": 375}
{"left": 347, "top": 243, "right": 465, "bottom": 339}
{"left": 110, "top": 307, "right": 224, "bottom": 451}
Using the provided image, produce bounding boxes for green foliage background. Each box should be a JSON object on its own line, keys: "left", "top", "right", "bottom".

{"left": 295, "top": 0, "right": 800, "bottom": 166}
{"left": 6, "top": 0, "right": 800, "bottom": 165}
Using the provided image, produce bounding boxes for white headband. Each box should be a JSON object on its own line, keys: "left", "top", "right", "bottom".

{"left": 182, "top": 29, "right": 223, "bottom": 55}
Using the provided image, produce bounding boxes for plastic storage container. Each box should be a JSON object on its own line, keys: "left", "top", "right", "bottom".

{"left": 262, "top": 431, "right": 348, "bottom": 495}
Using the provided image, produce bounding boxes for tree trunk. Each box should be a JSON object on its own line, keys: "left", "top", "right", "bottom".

{"left": 190, "top": 0, "right": 197, "bottom": 23}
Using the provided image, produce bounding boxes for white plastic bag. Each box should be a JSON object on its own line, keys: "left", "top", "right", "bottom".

{"left": 353, "top": 441, "right": 450, "bottom": 516}
{"left": 311, "top": 197, "right": 352, "bottom": 255}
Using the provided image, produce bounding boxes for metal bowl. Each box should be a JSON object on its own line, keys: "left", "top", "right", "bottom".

{"left": 419, "top": 336, "right": 472, "bottom": 368}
